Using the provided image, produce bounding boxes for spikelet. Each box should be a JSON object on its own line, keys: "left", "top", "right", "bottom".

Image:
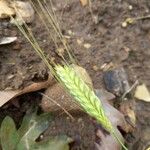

{"left": 55, "top": 65, "right": 113, "bottom": 132}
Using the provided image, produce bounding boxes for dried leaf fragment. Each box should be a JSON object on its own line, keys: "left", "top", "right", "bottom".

{"left": 134, "top": 84, "right": 150, "bottom": 102}
{"left": 80, "top": 0, "right": 88, "bottom": 6}
{"left": 0, "top": 37, "right": 17, "bottom": 45}
{"left": 0, "top": 78, "right": 53, "bottom": 107}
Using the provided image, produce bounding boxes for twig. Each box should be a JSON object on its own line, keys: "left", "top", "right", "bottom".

{"left": 121, "top": 80, "right": 139, "bottom": 100}
{"left": 39, "top": 92, "right": 74, "bottom": 121}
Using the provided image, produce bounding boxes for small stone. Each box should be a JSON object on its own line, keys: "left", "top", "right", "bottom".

{"left": 13, "top": 43, "right": 21, "bottom": 50}
{"left": 28, "top": 65, "right": 33, "bottom": 70}
{"left": 78, "top": 118, "right": 83, "bottom": 123}
{"left": 93, "top": 15, "right": 99, "bottom": 24}
{"left": 104, "top": 67, "right": 130, "bottom": 96}
{"left": 57, "top": 48, "right": 64, "bottom": 56}
{"left": 68, "top": 30, "right": 74, "bottom": 35}
{"left": 66, "top": 116, "right": 70, "bottom": 120}
{"left": 128, "top": 5, "right": 133, "bottom": 10}
{"left": 122, "top": 22, "right": 127, "bottom": 28}
{"left": 40, "top": 134, "right": 44, "bottom": 140}
{"left": 93, "top": 65, "right": 99, "bottom": 71}
{"left": 77, "top": 39, "right": 83, "bottom": 45}
{"left": 7, "top": 74, "right": 15, "bottom": 79}
{"left": 84, "top": 43, "right": 91, "bottom": 49}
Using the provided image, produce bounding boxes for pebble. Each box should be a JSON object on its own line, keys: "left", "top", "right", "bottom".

{"left": 128, "top": 5, "right": 133, "bottom": 10}
{"left": 8, "top": 74, "right": 15, "bottom": 79}
{"left": 84, "top": 43, "right": 91, "bottom": 49}
{"left": 93, "top": 65, "right": 99, "bottom": 71}
{"left": 13, "top": 42, "right": 21, "bottom": 50}
{"left": 104, "top": 67, "right": 130, "bottom": 96}
{"left": 122, "top": 22, "right": 127, "bottom": 28}
{"left": 78, "top": 118, "right": 83, "bottom": 123}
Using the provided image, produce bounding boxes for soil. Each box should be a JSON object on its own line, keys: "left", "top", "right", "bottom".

{"left": 0, "top": 0, "right": 150, "bottom": 149}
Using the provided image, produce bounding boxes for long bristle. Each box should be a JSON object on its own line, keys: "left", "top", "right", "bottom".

{"left": 11, "top": 1, "right": 127, "bottom": 149}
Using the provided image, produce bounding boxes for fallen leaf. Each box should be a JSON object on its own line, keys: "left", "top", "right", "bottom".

{"left": 95, "top": 89, "right": 128, "bottom": 150}
{"left": 80, "top": 0, "right": 88, "bottom": 6}
{"left": 0, "top": 0, "right": 15, "bottom": 19}
{"left": 0, "top": 77, "right": 54, "bottom": 107}
{"left": 95, "top": 89, "right": 115, "bottom": 102}
{"left": 95, "top": 129, "right": 123, "bottom": 150}
{"left": 41, "top": 65, "right": 93, "bottom": 112}
{"left": 119, "top": 101, "right": 136, "bottom": 131}
{"left": 41, "top": 83, "right": 81, "bottom": 112}
{"left": 96, "top": 89, "right": 128, "bottom": 131}
{"left": 0, "top": 37, "right": 17, "bottom": 45}
{"left": 134, "top": 84, "right": 150, "bottom": 102}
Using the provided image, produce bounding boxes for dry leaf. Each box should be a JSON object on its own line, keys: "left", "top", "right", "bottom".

{"left": 80, "top": 0, "right": 88, "bottom": 6}
{"left": 134, "top": 84, "right": 150, "bottom": 102}
{"left": 0, "top": 37, "right": 17, "bottom": 45}
{"left": 95, "top": 89, "right": 129, "bottom": 150}
{"left": 0, "top": 77, "right": 53, "bottom": 107}
{"left": 119, "top": 101, "right": 136, "bottom": 132}
{"left": 0, "top": 0, "right": 15, "bottom": 19}
{"left": 95, "top": 129, "right": 123, "bottom": 150}
{"left": 41, "top": 65, "right": 93, "bottom": 112}
{"left": 41, "top": 83, "right": 80, "bottom": 112}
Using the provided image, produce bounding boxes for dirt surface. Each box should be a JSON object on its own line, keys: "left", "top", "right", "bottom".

{"left": 0, "top": 0, "right": 150, "bottom": 149}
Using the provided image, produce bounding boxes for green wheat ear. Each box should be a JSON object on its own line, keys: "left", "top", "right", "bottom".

{"left": 55, "top": 65, "right": 128, "bottom": 150}
{"left": 55, "top": 65, "right": 113, "bottom": 132}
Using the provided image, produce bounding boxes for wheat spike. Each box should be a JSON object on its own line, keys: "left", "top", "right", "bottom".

{"left": 55, "top": 65, "right": 113, "bottom": 132}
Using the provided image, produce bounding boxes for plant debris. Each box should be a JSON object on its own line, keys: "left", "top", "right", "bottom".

{"left": 0, "top": 37, "right": 17, "bottom": 45}
{"left": 0, "top": 77, "right": 53, "bottom": 107}
{"left": 80, "top": 0, "right": 88, "bottom": 6}
{"left": 41, "top": 65, "right": 93, "bottom": 112}
{"left": 134, "top": 84, "right": 150, "bottom": 102}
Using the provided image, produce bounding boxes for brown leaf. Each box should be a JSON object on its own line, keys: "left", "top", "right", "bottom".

{"left": 134, "top": 84, "right": 150, "bottom": 102}
{"left": 94, "top": 89, "right": 130, "bottom": 150}
{"left": 95, "top": 129, "right": 123, "bottom": 150}
{"left": 41, "top": 65, "right": 93, "bottom": 112}
{"left": 79, "top": 0, "right": 88, "bottom": 6}
{"left": 119, "top": 101, "right": 136, "bottom": 132}
{"left": 0, "top": 77, "right": 53, "bottom": 107}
